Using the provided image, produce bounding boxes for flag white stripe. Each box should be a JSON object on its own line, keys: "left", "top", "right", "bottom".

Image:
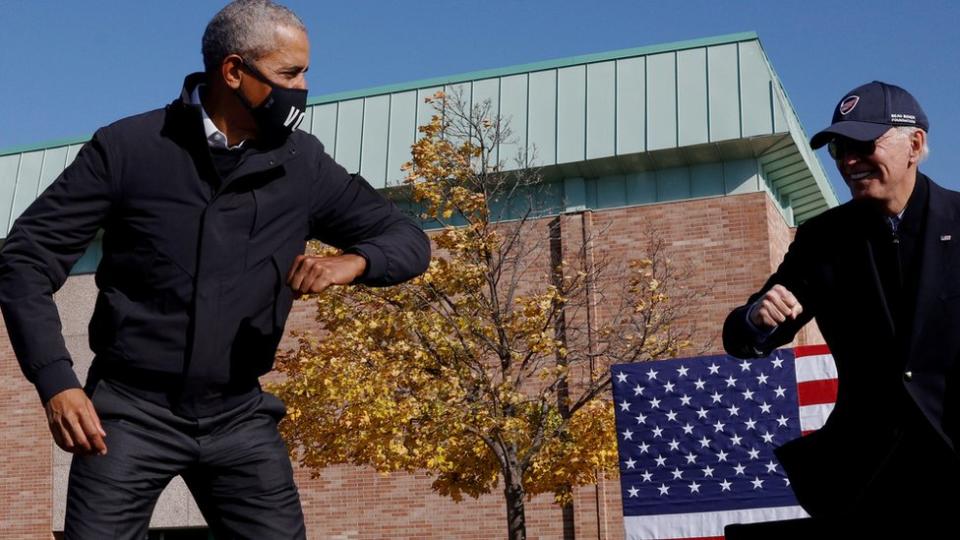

{"left": 794, "top": 353, "right": 837, "bottom": 383}
{"left": 798, "top": 402, "right": 835, "bottom": 432}
{"left": 623, "top": 505, "right": 809, "bottom": 539}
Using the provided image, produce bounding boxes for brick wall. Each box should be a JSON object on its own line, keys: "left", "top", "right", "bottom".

{"left": 0, "top": 321, "right": 54, "bottom": 539}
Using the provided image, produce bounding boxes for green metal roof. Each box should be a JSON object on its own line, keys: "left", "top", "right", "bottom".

{"left": 304, "top": 31, "right": 762, "bottom": 106}
{"left": 0, "top": 31, "right": 837, "bottom": 244}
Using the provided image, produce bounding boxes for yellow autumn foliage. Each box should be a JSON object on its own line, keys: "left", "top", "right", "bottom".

{"left": 271, "top": 92, "right": 696, "bottom": 518}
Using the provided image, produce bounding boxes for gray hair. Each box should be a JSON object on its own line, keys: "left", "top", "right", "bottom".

{"left": 202, "top": 0, "right": 306, "bottom": 74}
{"left": 894, "top": 126, "right": 930, "bottom": 163}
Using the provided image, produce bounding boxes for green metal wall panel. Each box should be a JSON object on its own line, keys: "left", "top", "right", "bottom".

{"left": 657, "top": 166, "right": 689, "bottom": 200}
{"left": 471, "top": 78, "right": 500, "bottom": 113}
{"left": 677, "top": 49, "right": 708, "bottom": 147}
{"left": 472, "top": 78, "right": 501, "bottom": 164}
{"left": 625, "top": 170, "right": 656, "bottom": 204}
{"left": 646, "top": 52, "right": 677, "bottom": 151}
{"left": 444, "top": 82, "right": 472, "bottom": 149}
{"left": 360, "top": 95, "right": 390, "bottom": 188}
{"left": 723, "top": 158, "right": 760, "bottom": 194}
{"left": 563, "top": 177, "right": 586, "bottom": 211}
{"left": 445, "top": 82, "right": 472, "bottom": 107}
{"left": 772, "top": 88, "right": 788, "bottom": 133}
{"left": 557, "top": 65, "right": 586, "bottom": 164}
{"left": 527, "top": 70, "right": 557, "bottom": 166}
{"left": 499, "top": 74, "right": 528, "bottom": 168}
{"left": 538, "top": 180, "right": 563, "bottom": 214}
{"left": 691, "top": 162, "right": 724, "bottom": 197}
{"left": 11, "top": 151, "right": 43, "bottom": 227}
{"left": 707, "top": 44, "right": 741, "bottom": 142}
{"left": 335, "top": 99, "right": 363, "bottom": 173}
{"left": 311, "top": 103, "right": 338, "bottom": 151}
{"left": 616, "top": 57, "right": 646, "bottom": 154}
{"left": 387, "top": 91, "right": 417, "bottom": 186}
{"left": 595, "top": 174, "right": 626, "bottom": 208}
{"left": 65, "top": 144, "right": 82, "bottom": 168}
{"left": 586, "top": 61, "right": 616, "bottom": 160}
{"left": 38, "top": 147, "right": 68, "bottom": 194}
{"left": 298, "top": 107, "right": 313, "bottom": 136}
{"left": 71, "top": 239, "right": 102, "bottom": 275}
{"left": 0, "top": 155, "right": 19, "bottom": 234}
{"left": 585, "top": 176, "right": 598, "bottom": 209}
{"left": 416, "top": 86, "right": 442, "bottom": 141}
{"left": 739, "top": 40, "right": 774, "bottom": 137}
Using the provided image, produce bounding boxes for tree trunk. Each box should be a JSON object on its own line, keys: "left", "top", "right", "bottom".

{"left": 504, "top": 479, "right": 527, "bottom": 540}
{"left": 561, "top": 500, "right": 576, "bottom": 539}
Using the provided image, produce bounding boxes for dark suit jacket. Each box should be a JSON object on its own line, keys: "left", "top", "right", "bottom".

{"left": 723, "top": 173, "right": 960, "bottom": 518}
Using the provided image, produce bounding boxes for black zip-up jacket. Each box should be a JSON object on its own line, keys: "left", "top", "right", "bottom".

{"left": 0, "top": 74, "right": 430, "bottom": 416}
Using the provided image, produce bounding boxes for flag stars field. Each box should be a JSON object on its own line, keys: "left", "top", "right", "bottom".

{"left": 612, "top": 349, "right": 833, "bottom": 512}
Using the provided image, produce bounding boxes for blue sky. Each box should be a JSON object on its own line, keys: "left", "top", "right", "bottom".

{"left": 1, "top": 0, "right": 957, "bottom": 199}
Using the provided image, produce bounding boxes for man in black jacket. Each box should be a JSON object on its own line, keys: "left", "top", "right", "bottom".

{"left": 0, "top": 1, "right": 429, "bottom": 538}
{"left": 723, "top": 81, "right": 960, "bottom": 532}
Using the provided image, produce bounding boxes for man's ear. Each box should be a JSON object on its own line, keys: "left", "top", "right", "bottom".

{"left": 220, "top": 55, "right": 245, "bottom": 91}
{"left": 908, "top": 129, "right": 926, "bottom": 165}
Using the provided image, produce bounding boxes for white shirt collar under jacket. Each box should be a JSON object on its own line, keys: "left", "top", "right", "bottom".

{"left": 187, "top": 84, "right": 246, "bottom": 151}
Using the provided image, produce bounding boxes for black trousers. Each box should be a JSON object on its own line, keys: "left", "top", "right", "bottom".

{"left": 64, "top": 379, "right": 306, "bottom": 539}
{"left": 727, "top": 417, "right": 960, "bottom": 539}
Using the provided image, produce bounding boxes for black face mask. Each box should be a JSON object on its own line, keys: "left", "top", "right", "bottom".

{"left": 235, "top": 58, "right": 308, "bottom": 144}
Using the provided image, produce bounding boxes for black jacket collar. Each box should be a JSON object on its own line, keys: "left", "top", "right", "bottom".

{"left": 164, "top": 73, "right": 301, "bottom": 191}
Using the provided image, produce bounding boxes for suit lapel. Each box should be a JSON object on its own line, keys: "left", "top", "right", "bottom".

{"left": 908, "top": 177, "right": 958, "bottom": 363}
{"left": 836, "top": 200, "right": 896, "bottom": 336}
{"left": 862, "top": 238, "right": 897, "bottom": 336}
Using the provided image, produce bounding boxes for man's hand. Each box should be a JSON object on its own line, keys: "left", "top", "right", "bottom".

{"left": 45, "top": 388, "right": 107, "bottom": 456}
{"left": 750, "top": 284, "right": 803, "bottom": 330}
{"left": 286, "top": 254, "right": 367, "bottom": 296}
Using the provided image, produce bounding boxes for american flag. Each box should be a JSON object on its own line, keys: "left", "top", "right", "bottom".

{"left": 612, "top": 345, "right": 837, "bottom": 540}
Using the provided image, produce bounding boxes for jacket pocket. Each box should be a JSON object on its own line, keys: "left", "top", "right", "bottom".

{"left": 251, "top": 180, "right": 308, "bottom": 239}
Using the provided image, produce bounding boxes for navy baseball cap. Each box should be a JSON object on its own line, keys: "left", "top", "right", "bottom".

{"left": 810, "top": 81, "right": 928, "bottom": 149}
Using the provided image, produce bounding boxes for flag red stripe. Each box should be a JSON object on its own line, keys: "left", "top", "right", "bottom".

{"left": 794, "top": 344, "right": 830, "bottom": 357}
{"left": 797, "top": 379, "right": 838, "bottom": 406}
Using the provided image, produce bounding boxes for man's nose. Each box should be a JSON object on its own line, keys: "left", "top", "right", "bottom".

{"left": 838, "top": 151, "right": 861, "bottom": 167}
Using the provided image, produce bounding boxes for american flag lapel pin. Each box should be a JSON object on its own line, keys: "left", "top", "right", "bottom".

{"left": 941, "top": 234, "right": 952, "bottom": 242}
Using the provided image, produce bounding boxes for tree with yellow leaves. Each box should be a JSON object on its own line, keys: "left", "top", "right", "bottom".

{"left": 272, "top": 91, "right": 700, "bottom": 540}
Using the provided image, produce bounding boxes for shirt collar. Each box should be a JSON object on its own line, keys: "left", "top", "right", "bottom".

{"left": 187, "top": 83, "right": 245, "bottom": 151}
{"left": 890, "top": 174, "right": 928, "bottom": 235}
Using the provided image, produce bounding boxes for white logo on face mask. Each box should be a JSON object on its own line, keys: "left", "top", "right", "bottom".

{"left": 284, "top": 106, "right": 305, "bottom": 129}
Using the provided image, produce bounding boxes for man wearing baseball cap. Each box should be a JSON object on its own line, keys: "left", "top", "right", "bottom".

{"left": 723, "top": 81, "right": 960, "bottom": 533}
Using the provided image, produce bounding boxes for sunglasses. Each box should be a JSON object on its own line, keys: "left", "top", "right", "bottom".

{"left": 827, "top": 137, "right": 876, "bottom": 160}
